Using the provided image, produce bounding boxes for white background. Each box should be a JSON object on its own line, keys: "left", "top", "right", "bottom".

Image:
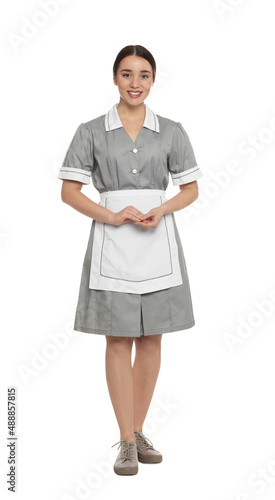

{"left": 1, "top": 0, "right": 275, "bottom": 499}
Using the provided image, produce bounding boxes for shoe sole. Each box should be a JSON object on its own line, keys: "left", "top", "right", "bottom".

{"left": 114, "top": 465, "right": 138, "bottom": 475}
{"left": 138, "top": 453, "right": 162, "bottom": 464}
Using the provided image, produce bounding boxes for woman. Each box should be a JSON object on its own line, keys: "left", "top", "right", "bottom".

{"left": 58, "top": 45, "right": 203, "bottom": 476}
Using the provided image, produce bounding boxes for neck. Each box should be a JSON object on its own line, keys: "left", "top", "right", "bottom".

{"left": 117, "top": 100, "right": 146, "bottom": 121}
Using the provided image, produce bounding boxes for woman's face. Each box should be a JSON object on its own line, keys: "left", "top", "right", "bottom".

{"left": 113, "top": 55, "right": 154, "bottom": 106}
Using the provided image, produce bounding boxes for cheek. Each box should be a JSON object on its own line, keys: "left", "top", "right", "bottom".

{"left": 143, "top": 80, "right": 153, "bottom": 90}
{"left": 118, "top": 78, "right": 127, "bottom": 89}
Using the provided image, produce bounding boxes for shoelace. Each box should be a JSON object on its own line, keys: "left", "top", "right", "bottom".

{"left": 111, "top": 440, "right": 136, "bottom": 462}
{"left": 134, "top": 432, "right": 155, "bottom": 452}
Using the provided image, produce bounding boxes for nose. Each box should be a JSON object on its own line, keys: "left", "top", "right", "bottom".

{"left": 130, "top": 75, "right": 141, "bottom": 89}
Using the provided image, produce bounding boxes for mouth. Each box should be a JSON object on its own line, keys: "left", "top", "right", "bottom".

{"left": 127, "top": 91, "right": 142, "bottom": 98}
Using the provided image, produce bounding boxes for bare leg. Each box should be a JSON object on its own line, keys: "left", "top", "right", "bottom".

{"left": 133, "top": 334, "right": 162, "bottom": 433}
{"left": 105, "top": 336, "right": 136, "bottom": 442}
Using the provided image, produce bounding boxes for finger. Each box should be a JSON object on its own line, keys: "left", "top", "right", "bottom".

{"left": 135, "top": 220, "right": 153, "bottom": 226}
{"left": 130, "top": 210, "right": 147, "bottom": 219}
{"left": 136, "top": 213, "right": 146, "bottom": 220}
{"left": 127, "top": 212, "right": 144, "bottom": 221}
{"left": 131, "top": 210, "right": 146, "bottom": 218}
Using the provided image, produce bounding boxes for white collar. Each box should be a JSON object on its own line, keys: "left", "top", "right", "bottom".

{"left": 105, "top": 102, "right": 160, "bottom": 133}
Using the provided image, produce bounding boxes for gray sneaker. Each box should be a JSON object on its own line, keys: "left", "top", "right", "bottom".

{"left": 134, "top": 431, "right": 163, "bottom": 463}
{"left": 112, "top": 440, "right": 139, "bottom": 475}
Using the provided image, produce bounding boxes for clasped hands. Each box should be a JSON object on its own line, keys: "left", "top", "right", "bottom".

{"left": 134, "top": 205, "right": 164, "bottom": 228}
{"left": 113, "top": 204, "right": 164, "bottom": 228}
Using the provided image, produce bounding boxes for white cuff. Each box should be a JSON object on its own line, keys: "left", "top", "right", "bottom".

{"left": 57, "top": 167, "right": 91, "bottom": 185}
{"left": 171, "top": 165, "right": 203, "bottom": 186}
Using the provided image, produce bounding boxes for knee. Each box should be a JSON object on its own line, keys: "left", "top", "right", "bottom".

{"left": 105, "top": 335, "right": 134, "bottom": 352}
{"left": 135, "top": 334, "right": 162, "bottom": 352}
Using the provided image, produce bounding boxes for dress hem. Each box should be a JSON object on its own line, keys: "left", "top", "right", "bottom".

{"left": 73, "top": 320, "right": 195, "bottom": 337}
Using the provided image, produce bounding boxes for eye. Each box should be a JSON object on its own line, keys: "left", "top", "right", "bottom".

{"left": 122, "top": 73, "right": 130, "bottom": 78}
{"left": 142, "top": 75, "right": 149, "bottom": 79}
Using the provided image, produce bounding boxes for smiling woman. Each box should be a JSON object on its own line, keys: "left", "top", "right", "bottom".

{"left": 57, "top": 44, "right": 203, "bottom": 475}
{"left": 112, "top": 49, "right": 155, "bottom": 142}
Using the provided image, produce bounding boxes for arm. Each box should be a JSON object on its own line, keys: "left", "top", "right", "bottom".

{"left": 61, "top": 180, "right": 147, "bottom": 226}
{"left": 61, "top": 180, "right": 114, "bottom": 224}
{"left": 159, "top": 180, "right": 199, "bottom": 216}
{"left": 134, "top": 181, "right": 199, "bottom": 228}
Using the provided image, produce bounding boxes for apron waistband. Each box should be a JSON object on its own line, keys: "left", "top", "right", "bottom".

{"left": 100, "top": 189, "right": 166, "bottom": 202}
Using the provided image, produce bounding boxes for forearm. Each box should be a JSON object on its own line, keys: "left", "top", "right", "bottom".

{"left": 160, "top": 185, "right": 198, "bottom": 216}
{"left": 62, "top": 189, "right": 114, "bottom": 224}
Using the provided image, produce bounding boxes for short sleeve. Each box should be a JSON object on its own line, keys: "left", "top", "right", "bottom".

{"left": 57, "top": 123, "right": 93, "bottom": 185}
{"left": 168, "top": 122, "right": 203, "bottom": 186}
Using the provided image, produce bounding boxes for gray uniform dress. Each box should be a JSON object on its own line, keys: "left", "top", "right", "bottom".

{"left": 58, "top": 102, "right": 203, "bottom": 337}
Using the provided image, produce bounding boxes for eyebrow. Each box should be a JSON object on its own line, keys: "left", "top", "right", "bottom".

{"left": 120, "top": 69, "right": 151, "bottom": 73}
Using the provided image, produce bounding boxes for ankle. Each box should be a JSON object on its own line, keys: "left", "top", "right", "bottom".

{"left": 120, "top": 433, "right": 136, "bottom": 443}
{"left": 134, "top": 428, "right": 143, "bottom": 434}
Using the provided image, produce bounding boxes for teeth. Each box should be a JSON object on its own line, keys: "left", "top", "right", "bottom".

{"left": 129, "top": 92, "right": 141, "bottom": 95}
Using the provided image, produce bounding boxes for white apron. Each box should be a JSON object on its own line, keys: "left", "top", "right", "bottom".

{"left": 89, "top": 189, "right": 183, "bottom": 294}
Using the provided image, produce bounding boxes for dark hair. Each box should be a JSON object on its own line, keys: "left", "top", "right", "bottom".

{"left": 113, "top": 45, "right": 156, "bottom": 83}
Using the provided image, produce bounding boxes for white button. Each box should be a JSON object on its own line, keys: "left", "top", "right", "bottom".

{"left": 132, "top": 169, "right": 137, "bottom": 174}
{"left": 132, "top": 148, "right": 138, "bottom": 153}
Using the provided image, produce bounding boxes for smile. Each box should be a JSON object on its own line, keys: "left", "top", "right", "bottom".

{"left": 128, "top": 91, "right": 142, "bottom": 98}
